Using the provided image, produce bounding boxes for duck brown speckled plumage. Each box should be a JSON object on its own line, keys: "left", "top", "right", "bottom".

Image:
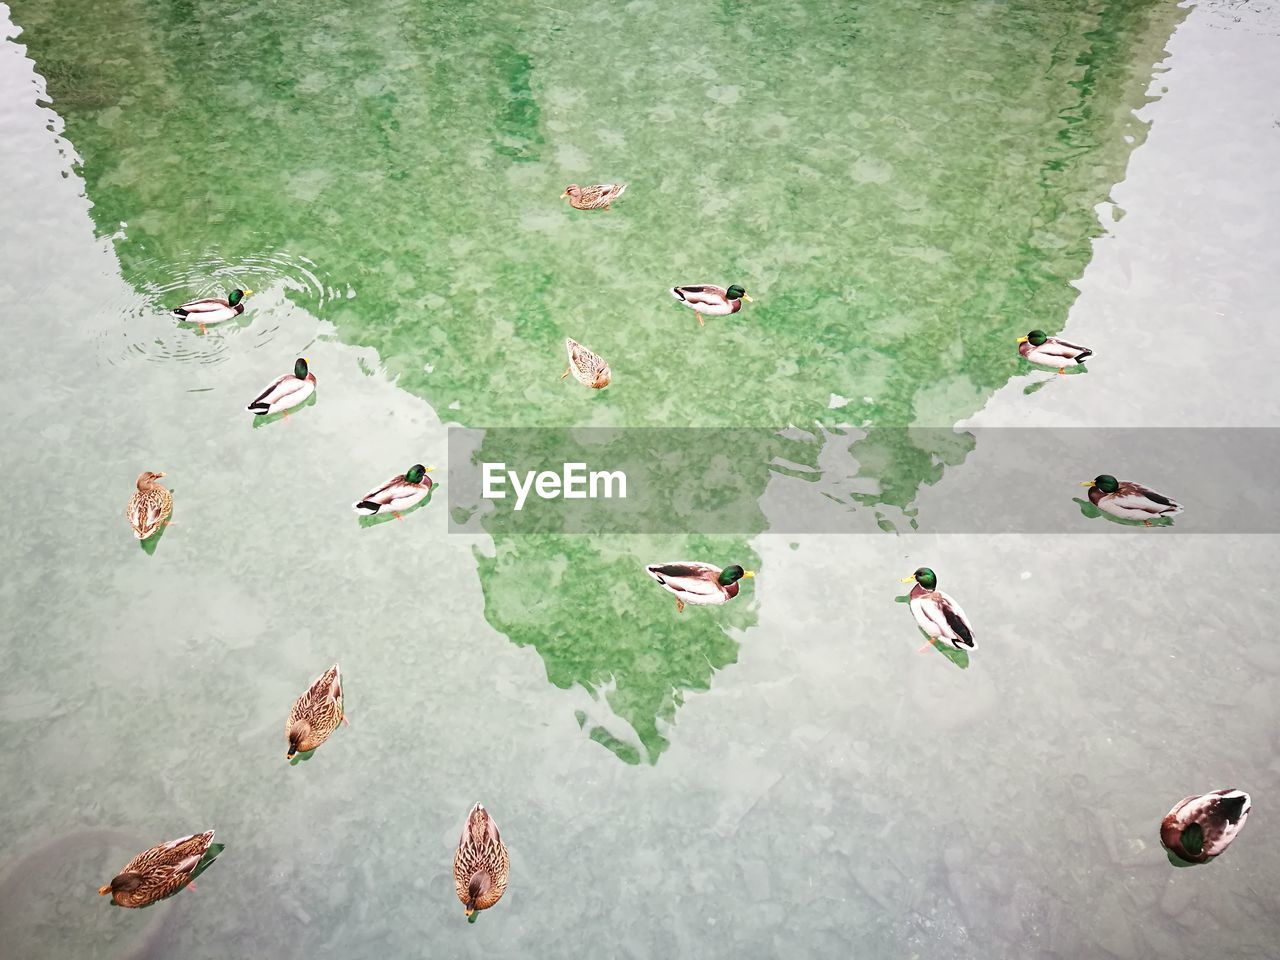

{"left": 125, "top": 471, "right": 173, "bottom": 540}
{"left": 560, "top": 183, "right": 626, "bottom": 210}
{"left": 561, "top": 337, "right": 611, "bottom": 389}
{"left": 98, "top": 830, "right": 222, "bottom": 907}
{"left": 453, "top": 802, "right": 510, "bottom": 922}
{"left": 285, "top": 663, "right": 347, "bottom": 760}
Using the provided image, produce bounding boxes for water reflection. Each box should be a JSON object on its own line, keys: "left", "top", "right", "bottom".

{"left": 8, "top": 0, "right": 1192, "bottom": 764}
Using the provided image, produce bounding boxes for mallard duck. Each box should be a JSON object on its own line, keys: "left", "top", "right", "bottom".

{"left": 561, "top": 337, "right": 611, "bottom": 389}
{"left": 670, "top": 284, "right": 752, "bottom": 326}
{"left": 1017, "top": 329, "right": 1092, "bottom": 374}
{"left": 285, "top": 663, "right": 347, "bottom": 760}
{"left": 900, "top": 567, "right": 975, "bottom": 650}
{"left": 353, "top": 464, "right": 434, "bottom": 519}
{"left": 247, "top": 358, "right": 316, "bottom": 417}
{"left": 170, "top": 289, "right": 252, "bottom": 334}
{"left": 645, "top": 562, "right": 755, "bottom": 613}
{"left": 560, "top": 183, "right": 626, "bottom": 211}
{"left": 1161, "top": 789, "right": 1251, "bottom": 863}
{"left": 125, "top": 471, "right": 173, "bottom": 540}
{"left": 98, "top": 830, "right": 223, "bottom": 907}
{"left": 1081, "top": 475, "right": 1181, "bottom": 525}
{"left": 453, "top": 802, "right": 510, "bottom": 923}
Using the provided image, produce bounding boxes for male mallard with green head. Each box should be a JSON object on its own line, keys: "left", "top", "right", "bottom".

{"left": 247, "top": 358, "right": 316, "bottom": 418}
{"left": 170, "top": 289, "right": 252, "bottom": 334}
{"left": 560, "top": 183, "right": 626, "bottom": 211}
{"left": 900, "top": 567, "right": 976, "bottom": 651}
{"left": 670, "top": 284, "right": 752, "bottom": 326}
{"left": 285, "top": 664, "right": 347, "bottom": 760}
{"left": 1017, "top": 329, "right": 1092, "bottom": 374}
{"left": 1080, "top": 475, "right": 1181, "bottom": 525}
{"left": 453, "top": 802, "right": 510, "bottom": 923}
{"left": 353, "top": 464, "right": 434, "bottom": 520}
{"left": 125, "top": 471, "right": 172, "bottom": 540}
{"left": 645, "top": 562, "right": 755, "bottom": 613}
{"left": 1161, "top": 789, "right": 1251, "bottom": 863}
{"left": 98, "top": 830, "right": 223, "bottom": 907}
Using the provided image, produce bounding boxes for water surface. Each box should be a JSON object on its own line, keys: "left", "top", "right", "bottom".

{"left": 2, "top": 0, "right": 1280, "bottom": 957}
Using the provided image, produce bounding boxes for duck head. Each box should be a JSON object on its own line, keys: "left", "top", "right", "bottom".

{"left": 900, "top": 567, "right": 937, "bottom": 590}
{"left": 405, "top": 464, "right": 433, "bottom": 484}
{"left": 717, "top": 564, "right": 756, "bottom": 586}
{"left": 1080, "top": 475, "right": 1120, "bottom": 494}
{"left": 98, "top": 871, "right": 143, "bottom": 905}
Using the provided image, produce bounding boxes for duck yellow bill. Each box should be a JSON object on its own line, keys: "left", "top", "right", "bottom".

{"left": 742, "top": 294, "right": 753, "bottom": 302}
{"left": 425, "top": 466, "right": 436, "bottom": 473}
{"left": 743, "top": 570, "right": 756, "bottom": 578}
{"left": 899, "top": 575, "right": 916, "bottom": 583}
{"left": 1079, "top": 480, "right": 1096, "bottom": 487}
{"left": 243, "top": 289, "right": 254, "bottom": 296}
{"left": 1016, "top": 335, "right": 1028, "bottom": 343}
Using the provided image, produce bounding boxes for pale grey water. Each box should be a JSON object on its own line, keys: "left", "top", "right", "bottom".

{"left": 2, "top": 2, "right": 1280, "bottom": 959}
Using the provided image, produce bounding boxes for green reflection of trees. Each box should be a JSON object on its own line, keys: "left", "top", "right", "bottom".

{"left": 11, "top": 0, "right": 1186, "bottom": 761}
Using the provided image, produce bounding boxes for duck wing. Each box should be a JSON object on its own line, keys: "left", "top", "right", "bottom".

{"left": 671, "top": 285, "right": 728, "bottom": 306}
{"left": 1043, "top": 337, "right": 1092, "bottom": 360}
{"left": 247, "top": 374, "right": 303, "bottom": 411}
{"left": 1114, "top": 482, "right": 1181, "bottom": 515}
{"left": 577, "top": 184, "right": 625, "bottom": 208}
{"left": 172, "top": 298, "right": 230, "bottom": 314}
{"left": 1199, "top": 789, "right": 1251, "bottom": 856}
{"left": 919, "top": 591, "right": 975, "bottom": 648}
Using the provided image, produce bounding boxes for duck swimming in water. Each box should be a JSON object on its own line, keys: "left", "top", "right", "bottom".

{"left": 170, "top": 289, "right": 252, "bottom": 334}
{"left": 670, "top": 284, "right": 752, "bottom": 327}
{"left": 560, "top": 183, "right": 626, "bottom": 211}
{"left": 1161, "top": 790, "right": 1251, "bottom": 864}
{"left": 1017, "top": 329, "right": 1092, "bottom": 374}
{"left": 1080, "top": 475, "right": 1181, "bottom": 525}
{"left": 98, "top": 831, "right": 223, "bottom": 907}
{"left": 900, "top": 567, "right": 975, "bottom": 651}
{"left": 453, "top": 803, "right": 510, "bottom": 923}
{"left": 645, "top": 562, "right": 755, "bottom": 613}
{"left": 246, "top": 358, "right": 316, "bottom": 418}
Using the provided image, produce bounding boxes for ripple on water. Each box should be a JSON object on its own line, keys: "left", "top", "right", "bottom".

{"left": 96, "top": 247, "right": 335, "bottom": 369}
